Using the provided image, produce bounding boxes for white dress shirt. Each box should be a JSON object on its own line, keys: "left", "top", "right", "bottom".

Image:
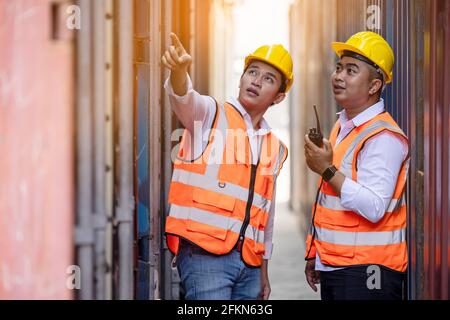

{"left": 315, "top": 99, "right": 409, "bottom": 271}
{"left": 164, "top": 75, "right": 277, "bottom": 259}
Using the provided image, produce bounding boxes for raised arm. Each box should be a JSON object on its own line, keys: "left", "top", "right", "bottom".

{"left": 161, "top": 33, "right": 193, "bottom": 96}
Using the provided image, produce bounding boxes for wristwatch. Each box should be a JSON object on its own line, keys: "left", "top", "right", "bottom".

{"left": 322, "top": 165, "right": 338, "bottom": 182}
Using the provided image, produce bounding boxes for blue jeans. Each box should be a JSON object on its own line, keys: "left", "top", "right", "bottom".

{"left": 176, "top": 240, "right": 261, "bottom": 300}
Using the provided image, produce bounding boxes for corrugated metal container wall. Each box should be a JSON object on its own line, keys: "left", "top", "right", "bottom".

{"left": 134, "top": 0, "right": 175, "bottom": 300}
{"left": 161, "top": 0, "right": 182, "bottom": 301}
{"left": 75, "top": 0, "right": 116, "bottom": 301}
{"left": 0, "top": 0, "right": 213, "bottom": 300}
{"left": 417, "top": 0, "right": 450, "bottom": 300}
{"left": 134, "top": 0, "right": 156, "bottom": 300}
{"left": 382, "top": 0, "right": 420, "bottom": 300}
{"left": 73, "top": 0, "right": 128, "bottom": 301}
{"left": 134, "top": 0, "right": 213, "bottom": 300}
{"left": 406, "top": 0, "right": 425, "bottom": 299}
{"left": 209, "top": 1, "right": 236, "bottom": 103}
{"left": 0, "top": 0, "right": 74, "bottom": 299}
{"left": 379, "top": 0, "right": 450, "bottom": 300}
{"left": 289, "top": 0, "right": 338, "bottom": 226}
{"left": 336, "top": 0, "right": 367, "bottom": 40}
{"left": 381, "top": 0, "right": 418, "bottom": 299}
{"left": 113, "top": 0, "right": 135, "bottom": 300}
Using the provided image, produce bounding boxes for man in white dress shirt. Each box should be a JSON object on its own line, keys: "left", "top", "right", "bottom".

{"left": 162, "top": 33, "right": 293, "bottom": 300}
{"left": 304, "top": 31, "right": 409, "bottom": 300}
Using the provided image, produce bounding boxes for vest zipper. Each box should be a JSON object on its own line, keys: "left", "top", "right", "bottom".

{"left": 237, "top": 162, "right": 258, "bottom": 253}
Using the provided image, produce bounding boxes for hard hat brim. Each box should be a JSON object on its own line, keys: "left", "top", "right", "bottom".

{"left": 245, "top": 55, "right": 293, "bottom": 81}
{"left": 331, "top": 42, "right": 392, "bottom": 84}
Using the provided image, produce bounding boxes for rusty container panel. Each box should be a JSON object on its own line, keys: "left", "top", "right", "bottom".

{"left": 381, "top": 0, "right": 420, "bottom": 299}
{"left": 134, "top": 0, "right": 152, "bottom": 300}
{"left": 336, "top": 0, "right": 367, "bottom": 40}
{"left": 403, "top": 0, "right": 425, "bottom": 300}
{"left": 0, "top": 0, "right": 74, "bottom": 299}
{"left": 420, "top": 0, "right": 450, "bottom": 300}
{"left": 389, "top": 0, "right": 450, "bottom": 300}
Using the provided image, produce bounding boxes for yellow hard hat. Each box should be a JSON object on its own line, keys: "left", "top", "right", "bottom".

{"left": 332, "top": 31, "right": 394, "bottom": 84}
{"left": 244, "top": 44, "right": 294, "bottom": 92}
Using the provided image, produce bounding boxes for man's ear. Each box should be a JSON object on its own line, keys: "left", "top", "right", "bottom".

{"left": 369, "top": 79, "right": 383, "bottom": 96}
{"left": 272, "top": 92, "right": 286, "bottom": 105}
{"left": 238, "top": 73, "right": 244, "bottom": 89}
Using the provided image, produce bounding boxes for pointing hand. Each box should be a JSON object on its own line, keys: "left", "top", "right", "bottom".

{"left": 161, "top": 33, "right": 192, "bottom": 71}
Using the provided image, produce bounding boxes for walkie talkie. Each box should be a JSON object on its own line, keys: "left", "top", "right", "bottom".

{"left": 308, "top": 105, "right": 323, "bottom": 148}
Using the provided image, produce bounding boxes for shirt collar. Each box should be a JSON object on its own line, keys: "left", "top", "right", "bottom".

{"left": 337, "top": 98, "right": 385, "bottom": 128}
{"left": 229, "top": 97, "right": 271, "bottom": 134}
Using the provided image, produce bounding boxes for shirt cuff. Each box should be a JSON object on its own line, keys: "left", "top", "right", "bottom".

{"left": 263, "top": 242, "right": 273, "bottom": 260}
{"left": 340, "top": 177, "right": 362, "bottom": 210}
{"left": 163, "top": 73, "right": 194, "bottom": 103}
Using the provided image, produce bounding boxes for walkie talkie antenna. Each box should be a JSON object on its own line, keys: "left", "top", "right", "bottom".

{"left": 308, "top": 105, "right": 323, "bottom": 147}
{"left": 313, "top": 105, "right": 321, "bottom": 135}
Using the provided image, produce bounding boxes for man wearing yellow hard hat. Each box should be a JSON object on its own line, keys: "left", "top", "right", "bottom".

{"left": 304, "top": 31, "right": 409, "bottom": 300}
{"left": 161, "top": 33, "right": 293, "bottom": 300}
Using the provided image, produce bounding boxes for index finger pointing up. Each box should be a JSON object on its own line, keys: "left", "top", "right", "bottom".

{"left": 170, "top": 33, "right": 184, "bottom": 51}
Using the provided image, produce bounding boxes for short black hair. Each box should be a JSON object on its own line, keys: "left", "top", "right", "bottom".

{"left": 367, "top": 64, "right": 384, "bottom": 98}
{"left": 278, "top": 74, "right": 287, "bottom": 93}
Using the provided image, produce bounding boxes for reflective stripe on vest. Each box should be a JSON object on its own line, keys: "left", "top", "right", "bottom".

{"left": 318, "top": 192, "right": 406, "bottom": 213}
{"left": 340, "top": 120, "right": 406, "bottom": 178}
{"left": 171, "top": 168, "right": 272, "bottom": 213}
{"left": 170, "top": 204, "right": 265, "bottom": 244}
{"left": 315, "top": 226, "right": 406, "bottom": 246}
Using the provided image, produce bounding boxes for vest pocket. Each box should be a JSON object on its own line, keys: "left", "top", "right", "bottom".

{"left": 321, "top": 245, "right": 355, "bottom": 259}
{"left": 261, "top": 175, "right": 274, "bottom": 197}
{"left": 315, "top": 208, "right": 357, "bottom": 258}
{"left": 187, "top": 189, "right": 236, "bottom": 241}
{"left": 382, "top": 204, "right": 406, "bottom": 227}
{"left": 316, "top": 230, "right": 355, "bottom": 259}
{"left": 252, "top": 215, "right": 266, "bottom": 255}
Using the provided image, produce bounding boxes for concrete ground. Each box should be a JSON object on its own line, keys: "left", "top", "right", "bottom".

{"left": 268, "top": 201, "right": 320, "bottom": 300}
{"left": 263, "top": 101, "right": 320, "bottom": 300}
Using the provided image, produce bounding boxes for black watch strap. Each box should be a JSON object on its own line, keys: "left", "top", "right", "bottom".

{"left": 322, "top": 165, "right": 338, "bottom": 182}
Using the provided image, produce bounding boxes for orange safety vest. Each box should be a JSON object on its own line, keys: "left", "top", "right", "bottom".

{"left": 305, "top": 111, "right": 409, "bottom": 272}
{"left": 166, "top": 101, "right": 288, "bottom": 267}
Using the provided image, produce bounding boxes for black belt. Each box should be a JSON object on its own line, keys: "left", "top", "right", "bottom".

{"left": 179, "top": 239, "right": 211, "bottom": 256}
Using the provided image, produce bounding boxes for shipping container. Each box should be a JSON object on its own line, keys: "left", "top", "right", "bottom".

{"left": 0, "top": 0, "right": 75, "bottom": 299}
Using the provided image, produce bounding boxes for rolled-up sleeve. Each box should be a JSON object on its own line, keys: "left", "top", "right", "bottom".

{"left": 340, "top": 178, "right": 386, "bottom": 223}
{"left": 164, "top": 74, "right": 216, "bottom": 160}
{"left": 163, "top": 74, "right": 215, "bottom": 133}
